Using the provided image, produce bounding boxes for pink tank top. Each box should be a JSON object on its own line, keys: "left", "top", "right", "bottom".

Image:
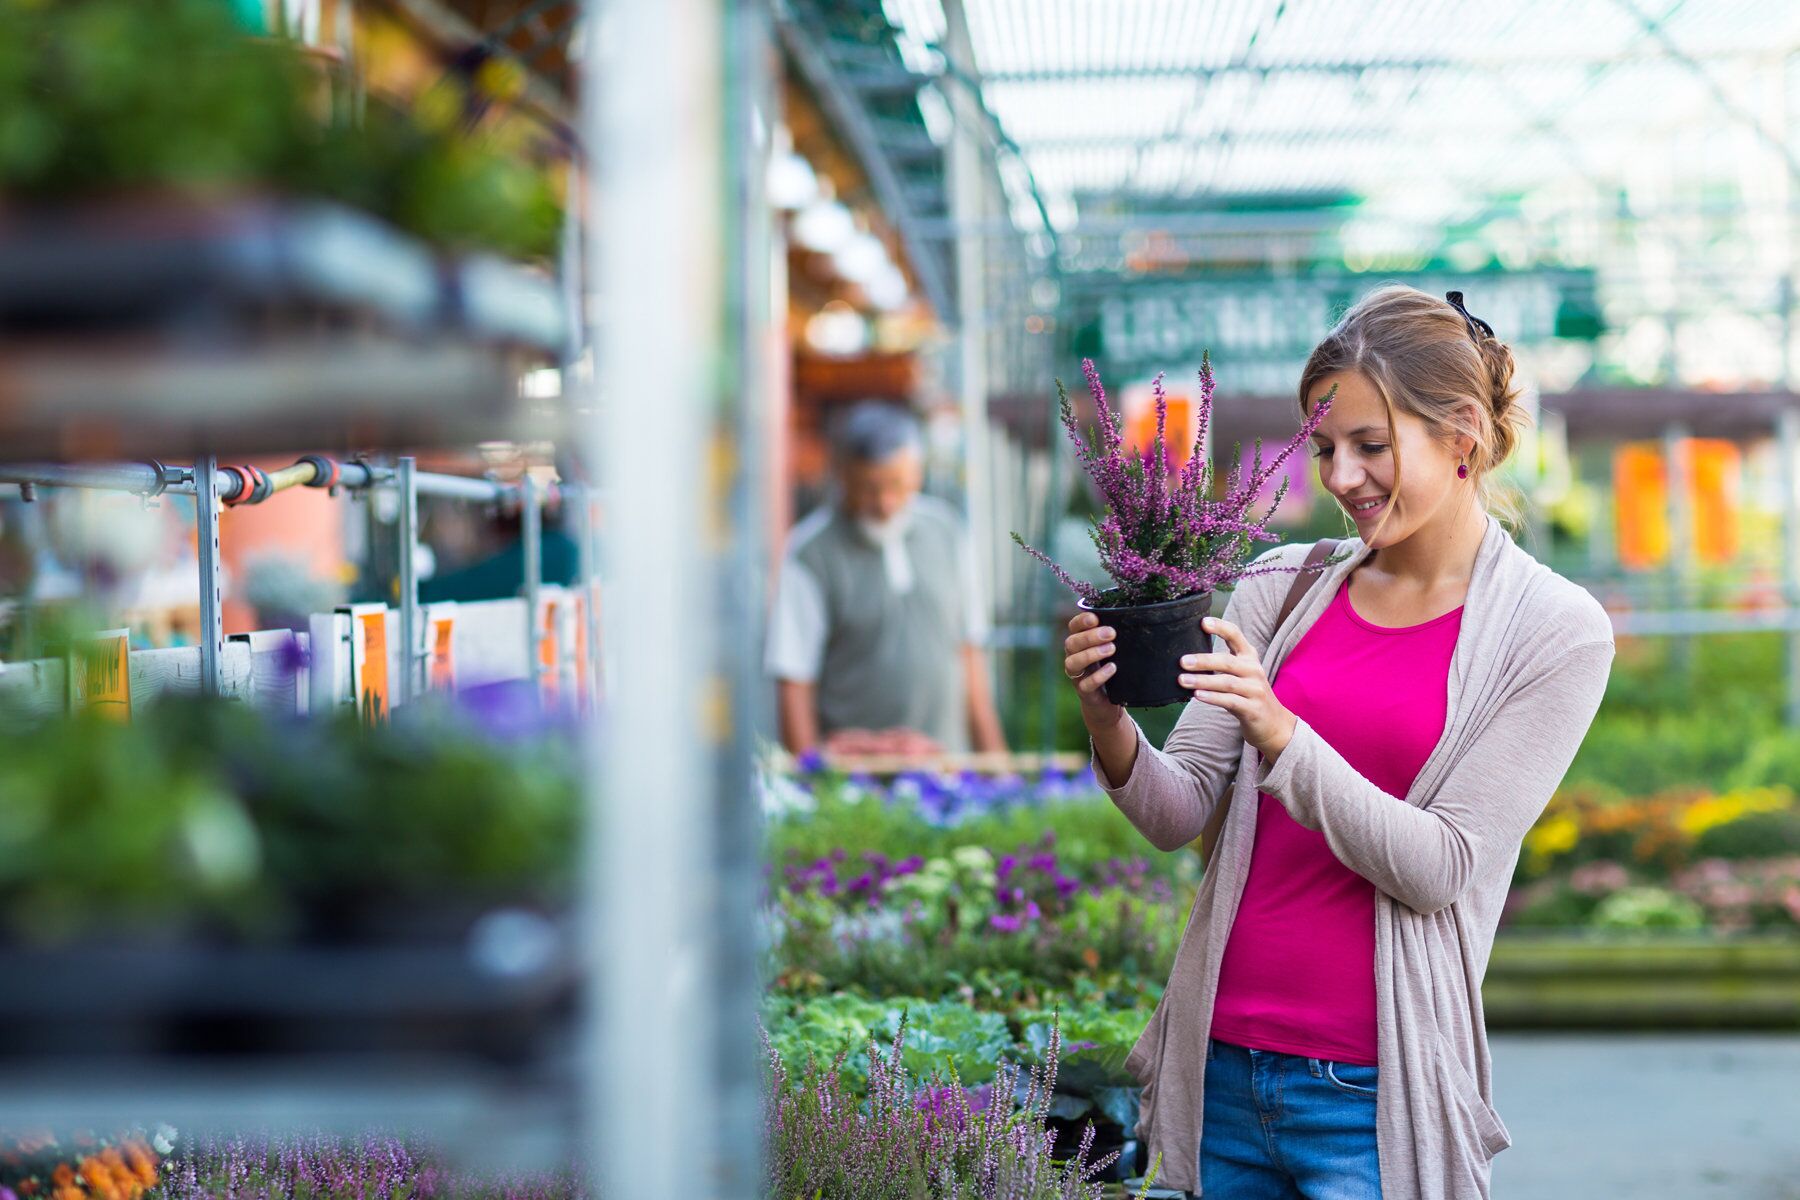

{"left": 1208, "top": 573, "right": 1462, "bottom": 1066}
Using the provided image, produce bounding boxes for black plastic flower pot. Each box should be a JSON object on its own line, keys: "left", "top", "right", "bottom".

{"left": 1078, "top": 589, "right": 1214, "bottom": 707}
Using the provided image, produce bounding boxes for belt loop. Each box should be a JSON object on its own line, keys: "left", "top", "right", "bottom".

{"left": 1308, "top": 1057, "right": 1323, "bottom": 1077}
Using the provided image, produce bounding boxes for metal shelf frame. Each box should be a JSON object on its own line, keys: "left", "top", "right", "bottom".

{"left": 0, "top": 455, "right": 579, "bottom": 708}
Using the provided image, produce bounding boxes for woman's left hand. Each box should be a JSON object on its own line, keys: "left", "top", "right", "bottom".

{"left": 1178, "top": 617, "right": 1298, "bottom": 761}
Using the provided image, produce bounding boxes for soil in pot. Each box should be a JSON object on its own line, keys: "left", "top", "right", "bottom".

{"left": 1078, "top": 589, "right": 1214, "bottom": 708}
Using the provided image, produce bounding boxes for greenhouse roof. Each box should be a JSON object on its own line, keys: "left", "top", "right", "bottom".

{"left": 882, "top": 0, "right": 1800, "bottom": 246}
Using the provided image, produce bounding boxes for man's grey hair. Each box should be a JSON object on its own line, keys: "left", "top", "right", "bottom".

{"left": 831, "top": 401, "right": 924, "bottom": 465}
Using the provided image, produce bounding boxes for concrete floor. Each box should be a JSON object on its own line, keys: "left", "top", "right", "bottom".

{"left": 1489, "top": 1033, "right": 1800, "bottom": 1199}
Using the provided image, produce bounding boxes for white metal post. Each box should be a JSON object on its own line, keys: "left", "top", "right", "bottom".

{"left": 396, "top": 456, "right": 420, "bottom": 705}
{"left": 1781, "top": 407, "right": 1800, "bottom": 728}
{"left": 521, "top": 470, "right": 542, "bottom": 692}
{"left": 944, "top": 0, "right": 997, "bottom": 731}
{"left": 719, "top": 0, "right": 776, "bottom": 1189}
{"left": 194, "top": 454, "right": 225, "bottom": 698}
{"left": 1662, "top": 421, "right": 1691, "bottom": 675}
{"left": 586, "top": 3, "right": 747, "bottom": 1200}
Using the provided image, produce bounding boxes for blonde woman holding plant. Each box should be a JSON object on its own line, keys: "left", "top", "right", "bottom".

{"left": 1062, "top": 285, "right": 1614, "bottom": 1199}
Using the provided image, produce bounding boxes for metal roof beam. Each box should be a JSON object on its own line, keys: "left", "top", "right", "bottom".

{"left": 776, "top": 14, "right": 955, "bottom": 320}
{"left": 975, "top": 49, "right": 1794, "bottom": 85}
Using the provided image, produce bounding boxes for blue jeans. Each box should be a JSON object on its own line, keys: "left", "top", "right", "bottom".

{"left": 1199, "top": 1037, "right": 1381, "bottom": 1199}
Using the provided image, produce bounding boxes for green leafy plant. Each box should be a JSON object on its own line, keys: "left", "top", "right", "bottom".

{"left": 0, "top": 0, "right": 562, "bottom": 259}
{"left": 0, "top": 696, "right": 578, "bottom": 944}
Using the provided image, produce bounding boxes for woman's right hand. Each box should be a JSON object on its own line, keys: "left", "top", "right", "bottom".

{"left": 1064, "top": 612, "right": 1125, "bottom": 732}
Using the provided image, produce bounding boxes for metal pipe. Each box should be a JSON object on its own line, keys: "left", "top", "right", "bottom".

{"left": 588, "top": 0, "right": 737, "bottom": 1194}
{"left": 1662, "top": 422, "right": 1692, "bottom": 675}
{"left": 1782, "top": 408, "right": 1800, "bottom": 728}
{"left": 0, "top": 462, "right": 173, "bottom": 496}
{"left": 335, "top": 461, "right": 386, "bottom": 491}
{"left": 521, "top": 471, "right": 542, "bottom": 692}
{"left": 194, "top": 455, "right": 224, "bottom": 699}
{"left": 396, "top": 457, "right": 420, "bottom": 707}
{"left": 414, "top": 471, "right": 510, "bottom": 503}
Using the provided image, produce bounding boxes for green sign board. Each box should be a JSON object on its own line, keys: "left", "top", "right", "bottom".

{"left": 1068, "top": 269, "right": 1601, "bottom": 395}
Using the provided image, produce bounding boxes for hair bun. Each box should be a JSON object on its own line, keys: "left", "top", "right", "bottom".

{"left": 1476, "top": 336, "right": 1524, "bottom": 468}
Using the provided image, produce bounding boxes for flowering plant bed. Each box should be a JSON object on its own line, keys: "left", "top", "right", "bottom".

{"left": 146, "top": 1131, "right": 576, "bottom": 1200}
{"left": 1012, "top": 359, "right": 1349, "bottom": 705}
{"left": 0, "top": 1129, "right": 168, "bottom": 1200}
{"left": 763, "top": 1008, "right": 1131, "bottom": 1197}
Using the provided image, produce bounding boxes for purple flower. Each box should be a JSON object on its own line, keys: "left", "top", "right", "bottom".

{"left": 1013, "top": 356, "right": 1345, "bottom": 606}
{"left": 989, "top": 913, "right": 1023, "bottom": 933}
{"left": 796, "top": 748, "right": 825, "bottom": 773}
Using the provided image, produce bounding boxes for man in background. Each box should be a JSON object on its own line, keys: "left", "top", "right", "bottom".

{"left": 766, "top": 401, "right": 1007, "bottom": 759}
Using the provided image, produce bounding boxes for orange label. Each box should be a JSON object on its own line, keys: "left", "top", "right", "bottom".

{"left": 429, "top": 615, "right": 456, "bottom": 691}
{"left": 538, "top": 597, "right": 559, "bottom": 702}
{"left": 357, "top": 610, "right": 390, "bottom": 724}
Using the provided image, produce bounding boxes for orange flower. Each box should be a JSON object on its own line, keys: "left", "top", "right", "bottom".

{"left": 53, "top": 1187, "right": 83, "bottom": 1200}
{"left": 18, "top": 1178, "right": 41, "bottom": 1196}
{"left": 50, "top": 1165, "right": 74, "bottom": 1189}
{"left": 121, "top": 1145, "right": 158, "bottom": 1189}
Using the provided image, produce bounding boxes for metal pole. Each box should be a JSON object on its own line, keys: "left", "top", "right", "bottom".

{"left": 194, "top": 454, "right": 224, "bottom": 698}
{"left": 718, "top": 0, "right": 774, "bottom": 1190}
{"left": 944, "top": 0, "right": 995, "bottom": 754}
{"left": 414, "top": 471, "right": 508, "bottom": 502}
{"left": 522, "top": 471, "right": 542, "bottom": 691}
{"left": 1040, "top": 412, "right": 1064, "bottom": 753}
{"left": 1662, "top": 421, "right": 1691, "bottom": 676}
{"left": 0, "top": 462, "right": 170, "bottom": 495}
{"left": 1780, "top": 408, "right": 1800, "bottom": 728}
{"left": 588, "top": 0, "right": 738, "bottom": 1198}
{"left": 396, "top": 456, "right": 420, "bottom": 706}
{"left": 567, "top": 483, "right": 596, "bottom": 703}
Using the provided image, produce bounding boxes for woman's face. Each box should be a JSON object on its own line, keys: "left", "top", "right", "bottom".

{"left": 1305, "top": 370, "right": 1471, "bottom": 548}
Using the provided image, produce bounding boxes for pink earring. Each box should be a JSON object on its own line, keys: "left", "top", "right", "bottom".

{"left": 1457, "top": 461, "right": 1469, "bottom": 479}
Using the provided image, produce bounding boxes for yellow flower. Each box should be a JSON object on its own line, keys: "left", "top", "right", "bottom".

{"left": 1525, "top": 813, "right": 1580, "bottom": 860}
{"left": 1678, "top": 786, "right": 1792, "bottom": 838}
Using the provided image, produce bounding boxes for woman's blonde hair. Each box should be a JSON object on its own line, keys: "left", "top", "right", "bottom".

{"left": 1297, "top": 283, "right": 1530, "bottom": 542}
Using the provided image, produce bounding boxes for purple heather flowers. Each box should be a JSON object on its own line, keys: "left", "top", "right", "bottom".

{"left": 1014, "top": 356, "right": 1339, "bottom": 607}
{"left": 761, "top": 1009, "right": 1119, "bottom": 1200}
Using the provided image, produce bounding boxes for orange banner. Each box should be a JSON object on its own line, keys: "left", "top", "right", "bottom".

{"left": 1121, "top": 381, "right": 1201, "bottom": 476}
{"left": 1614, "top": 444, "right": 1667, "bottom": 569}
{"left": 1613, "top": 439, "right": 1741, "bottom": 569}
{"left": 1688, "top": 439, "right": 1740, "bottom": 564}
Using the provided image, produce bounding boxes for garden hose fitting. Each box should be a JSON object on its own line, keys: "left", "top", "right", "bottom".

{"left": 296, "top": 454, "right": 339, "bottom": 490}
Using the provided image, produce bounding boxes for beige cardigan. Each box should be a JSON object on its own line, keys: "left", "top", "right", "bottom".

{"left": 1092, "top": 513, "right": 1614, "bottom": 1198}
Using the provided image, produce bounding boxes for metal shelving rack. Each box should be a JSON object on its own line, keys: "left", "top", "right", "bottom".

{"left": 0, "top": 3, "right": 746, "bottom": 1190}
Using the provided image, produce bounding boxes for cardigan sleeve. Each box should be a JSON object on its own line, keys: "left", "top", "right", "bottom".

{"left": 1089, "top": 558, "right": 1286, "bottom": 853}
{"left": 1251, "top": 637, "right": 1614, "bottom": 915}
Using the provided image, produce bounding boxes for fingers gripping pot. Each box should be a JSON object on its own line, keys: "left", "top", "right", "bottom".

{"left": 1076, "top": 590, "right": 1215, "bottom": 708}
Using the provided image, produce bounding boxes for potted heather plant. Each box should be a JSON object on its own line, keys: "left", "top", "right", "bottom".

{"left": 1014, "top": 356, "right": 1351, "bottom": 707}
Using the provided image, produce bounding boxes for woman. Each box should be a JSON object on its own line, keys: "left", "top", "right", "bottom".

{"left": 1061, "top": 285, "right": 1614, "bottom": 1200}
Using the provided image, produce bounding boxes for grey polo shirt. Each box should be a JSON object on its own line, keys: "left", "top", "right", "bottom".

{"left": 765, "top": 495, "right": 989, "bottom": 752}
